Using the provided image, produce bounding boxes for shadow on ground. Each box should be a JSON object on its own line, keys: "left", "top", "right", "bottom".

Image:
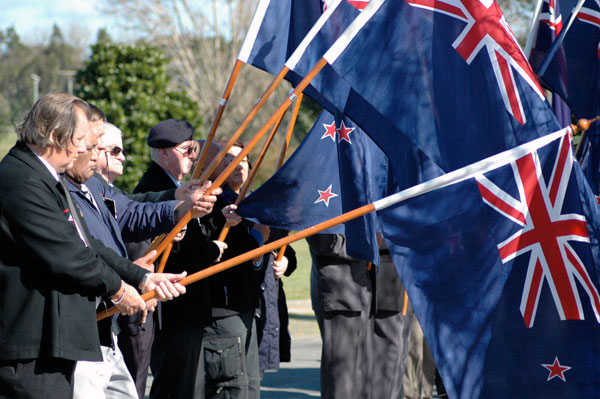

{"left": 261, "top": 367, "right": 320, "bottom": 398}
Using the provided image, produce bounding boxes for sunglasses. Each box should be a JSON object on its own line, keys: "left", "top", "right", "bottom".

{"left": 104, "top": 146, "right": 127, "bottom": 157}
{"left": 173, "top": 146, "right": 196, "bottom": 156}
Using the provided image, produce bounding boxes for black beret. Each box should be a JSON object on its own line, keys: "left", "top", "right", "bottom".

{"left": 147, "top": 119, "right": 194, "bottom": 148}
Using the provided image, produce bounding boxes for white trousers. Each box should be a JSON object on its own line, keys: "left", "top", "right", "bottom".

{"left": 73, "top": 334, "right": 138, "bottom": 399}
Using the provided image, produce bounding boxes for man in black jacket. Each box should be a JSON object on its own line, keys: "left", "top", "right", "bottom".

{"left": 131, "top": 119, "right": 227, "bottom": 399}
{"left": 0, "top": 93, "right": 185, "bottom": 399}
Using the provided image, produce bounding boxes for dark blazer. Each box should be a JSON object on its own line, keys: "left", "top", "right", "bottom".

{"left": 129, "top": 161, "right": 220, "bottom": 327}
{"left": 200, "top": 188, "right": 262, "bottom": 317}
{"left": 0, "top": 142, "right": 135, "bottom": 362}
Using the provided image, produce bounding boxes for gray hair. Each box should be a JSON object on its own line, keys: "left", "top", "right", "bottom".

{"left": 150, "top": 147, "right": 160, "bottom": 162}
{"left": 101, "top": 122, "right": 123, "bottom": 147}
{"left": 17, "top": 92, "right": 91, "bottom": 149}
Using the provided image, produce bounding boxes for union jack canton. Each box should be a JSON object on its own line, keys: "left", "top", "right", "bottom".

{"left": 405, "top": 0, "right": 546, "bottom": 125}
{"left": 476, "top": 133, "right": 600, "bottom": 328}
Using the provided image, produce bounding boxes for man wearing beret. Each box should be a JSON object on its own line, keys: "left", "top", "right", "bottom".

{"left": 128, "top": 119, "right": 227, "bottom": 399}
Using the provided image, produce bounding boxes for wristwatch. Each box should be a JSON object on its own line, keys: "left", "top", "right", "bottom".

{"left": 140, "top": 272, "right": 151, "bottom": 292}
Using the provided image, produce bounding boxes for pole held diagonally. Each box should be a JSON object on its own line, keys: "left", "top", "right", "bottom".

{"left": 274, "top": 92, "right": 304, "bottom": 262}
{"left": 217, "top": 107, "right": 289, "bottom": 242}
{"left": 148, "top": 60, "right": 327, "bottom": 263}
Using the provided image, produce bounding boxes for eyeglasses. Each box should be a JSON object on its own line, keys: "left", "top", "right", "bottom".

{"left": 103, "top": 146, "right": 127, "bottom": 157}
{"left": 173, "top": 145, "right": 196, "bottom": 156}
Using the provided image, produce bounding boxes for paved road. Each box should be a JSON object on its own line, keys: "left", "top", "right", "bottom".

{"left": 261, "top": 337, "right": 322, "bottom": 398}
{"left": 144, "top": 301, "right": 444, "bottom": 398}
{"left": 259, "top": 300, "right": 321, "bottom": 398}
{"left": 144, "top": 300, "right": 323, "bottom": 398}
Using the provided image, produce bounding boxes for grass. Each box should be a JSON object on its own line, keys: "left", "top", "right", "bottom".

{"left": 0, "top": 126, "right": 16, "bottom": 160}
{"left": 281, "top": 238, "right": 311, "bottom": 300}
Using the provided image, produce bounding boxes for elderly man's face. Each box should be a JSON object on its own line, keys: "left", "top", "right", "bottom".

{"left": 160, "top": 140, "right": 197, "bottom": 182}
{"left": 97, "top": 128, "right": 126, "bottom": 183}
{"left": 66, "top": 122, "right": 103, "bottom": 183}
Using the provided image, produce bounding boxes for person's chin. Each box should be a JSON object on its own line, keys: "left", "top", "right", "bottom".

{"left": 60, "top": 161, "right": 75, "bottom": 173}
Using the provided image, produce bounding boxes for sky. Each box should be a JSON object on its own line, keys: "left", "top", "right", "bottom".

{"left": 0, "top": 0, "right": 120, "bottom": 47}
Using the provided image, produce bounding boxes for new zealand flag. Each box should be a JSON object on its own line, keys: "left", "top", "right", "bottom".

{"left": 378, "top": 129, "right": 600, "bottom": 398}
{"left": 290, "top": 0, "right": 561, "bottom": 175}
{"left": 237, "top": 109, "right": 387, "bottom": 263}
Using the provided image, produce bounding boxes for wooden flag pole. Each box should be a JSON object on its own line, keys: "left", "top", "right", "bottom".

{"left": 156, "top": 241, "right": 174, "bottom": 274}
{"left": 148, "top": 59, "right": 328, "bottom": 263}
{"left": 276, "top": 93, "right": 303, "bottom": 169}
{"left": 192, "top": 60, "right": 243, "bottom": 180}
{"left": 98, "top": 200, "right": 377, "bottom": 321}
{"left": 274, "top": 93, "right": 304, "bottom": 262}
{"left": 573, "top": 116, "right": 600, "bottom": 159}
{"left": 146, "top": 66, "right": 290, "bottom": 259}
{"left": 196, "top": 66, "right": 290, "bottom": 187}
{"left": 217, "top": 108, "right": 288, "bottom": 242}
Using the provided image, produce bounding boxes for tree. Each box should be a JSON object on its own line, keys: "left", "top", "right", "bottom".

{"left": 96, "top": 28, "right": 112, "bottom": 45}
{"left": 75, "top": 41, "right": 203, "bottom": 191}
{"left": 98, "top": 1, "right": 291, "bottom": 141}
{"left": 0, "top": 25, "right": 85, "bottom": 127}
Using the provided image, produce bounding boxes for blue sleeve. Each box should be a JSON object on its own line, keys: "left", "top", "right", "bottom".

{"left": 87, "top": 177, "right": 178, "bottom": 243}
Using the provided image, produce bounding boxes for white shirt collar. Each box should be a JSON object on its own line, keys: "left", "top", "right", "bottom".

{"left": 32, "top": 150, "right": 60, "bottom": 182}
{"left": 164, "top": 170, "right": 182, "bottom": 187}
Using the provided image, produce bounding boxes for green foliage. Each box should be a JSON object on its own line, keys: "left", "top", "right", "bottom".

{"left": 293, "top": 95, "right": 323, "bottom": 148}
{"left": 75, "top": 41, "right": 202, "bottom": 191}
{"left": 0, "top": 25, "right": 84, "bottom": 126}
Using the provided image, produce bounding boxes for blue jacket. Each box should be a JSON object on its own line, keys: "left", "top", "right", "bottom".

{"left": 66, "top": 175, "right": 180, "bottom": 258}
{"left": 257, "top": 229, "right": 297, "bottom": 371}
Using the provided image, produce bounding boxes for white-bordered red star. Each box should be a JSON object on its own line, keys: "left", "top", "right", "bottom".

{"left": 321, "top": 121, "right": 337, "bottom": 141}
{"left": 336, "top": 121, "right": 354, "bottom": 143}
{"left": 314, "top": 184, "right": 338, "bottom": 207}
{"left": 541, "top": 357, "right": 571, "bottom": 382}
{"left": 321, "top": 120, "right": 355, "bottom": 143}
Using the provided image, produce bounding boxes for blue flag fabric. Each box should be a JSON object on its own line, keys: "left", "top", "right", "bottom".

{"left": 529, "top": 0, "right": 565, "bottom": 72}
{"left": 537, "top": 0, "right": 600, "bottom": 193}
{"left": 237, "top": 109, "right": 386, "bottom": 263}
{"left": 378, "top": 130, "right": 600, "bottom": 398}
{"left": 239, "top": 0, "right": 365, "bottom": 111}
{"left": 537, "top": 0, "right": 600, "bottom": 120}
{"left": 292, "top": 0, "right": 561, "bottom": 175}
{"left": 237, "top": 0, "right": 323, "bottom": 73}
{"left": 528, "top": 0, "right": 572, "bottom": 127}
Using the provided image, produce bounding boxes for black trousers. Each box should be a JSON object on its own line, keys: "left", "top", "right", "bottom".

{"left": 0, "top": 357, "right": 75, "bottom": 399}
{"left": 118, "top": 315, "right": 155, "bottom": 399}
{"left": 150, "top": 325, "right": 205, "bottom": 399}
{"left": 204, "top": 310, "right": 260, "bottom": 399}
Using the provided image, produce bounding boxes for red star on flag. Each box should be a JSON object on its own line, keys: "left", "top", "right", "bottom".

{"left": 337, "top": 121, "right": 354, "bottom": 143}
{"left": 321, "top": 121, "right": 337, "bottom": 141}
{"left": 541, "top": 357, "right": 571, "bottom": 382}
{"left": 314, "top": 184, "right": 338, "bottom": 207}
